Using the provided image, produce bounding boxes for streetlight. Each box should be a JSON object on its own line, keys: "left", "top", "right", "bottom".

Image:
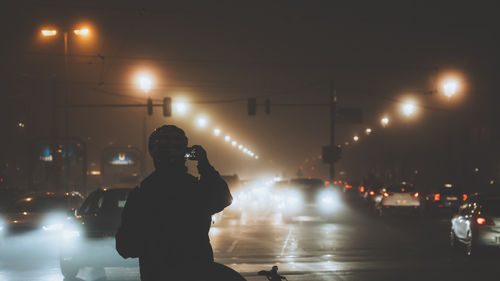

{"left": 381, "top": 117, "right": 390, "bottom": 127}
{"left": 173, "top": 99, "right": 189, "bottom": 115}
{"left": 136, "top": 72, "right": 153, "bottom": 94}
{"left": 196, "top": 116, "right": 208, "bottom": 128}
{"left": 41, "top": 25, "right": 92, "bottom": 193}
{"left": 231, "top": 141, "right": 237, "bottom": 147}
{"left": 442, "top": 78, "right": 459, "bottom": 98}
{"left": 224, "top": 135, "right": 231, "bottom": 142}
{"left": 353, "top": 135, "right": 359, "bottom": 142}
{"left": 401, "top": 100, "right": 417, "bottom": 117}
{"left": 365, "top": 128, "right": 372, "bottom": 135}
{"left": 213, "top": 128, "right": 221, "bottom": 136}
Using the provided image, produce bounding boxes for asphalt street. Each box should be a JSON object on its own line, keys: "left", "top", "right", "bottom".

{"left": 1, "top": 201, "right": 500, "bottom": 281}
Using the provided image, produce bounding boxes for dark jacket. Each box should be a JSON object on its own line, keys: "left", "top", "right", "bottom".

{"left": 116, "top": 163, "right": 232, "bottom": 281}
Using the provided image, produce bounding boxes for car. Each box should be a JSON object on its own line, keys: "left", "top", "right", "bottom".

{"left": 374, "top": 183, "right": 421, "bottom": 216}
{"left": 450, "top": 193, "right": 500, "bottom": 256}
{"left": 271, "top": 178, "right": 341, "bottom": 222}
{"left": 59, "top": 187, "right": 138, "bottom": 279}
{"left": 424, "top": 184, "right": 467, "bottom": 216}
{"left": 1, "top": 192, "right": 83, "bottom": 235}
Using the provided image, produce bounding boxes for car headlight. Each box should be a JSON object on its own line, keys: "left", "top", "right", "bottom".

{"left": 42, "top": 213, "right": 72, "bottom": 231}
{"left": 317, "top": 189, "right": 341, "bottom": 213}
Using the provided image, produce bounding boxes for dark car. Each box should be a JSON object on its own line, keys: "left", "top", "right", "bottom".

{"left": 59, "top": 187, "right": 137, "bottom": 279}
{"left": 272, "top": 178, "right": 341, "bottom": 222}
{"left": 424, "top": 184, "right": 467, "bottom": 216}
{"left": 450, "top": 192, "right": 500, "bottom": 256}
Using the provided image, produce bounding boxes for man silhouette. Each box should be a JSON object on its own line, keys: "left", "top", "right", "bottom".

{"left": 116, "top": 125, "right": 233, "bottom": 281}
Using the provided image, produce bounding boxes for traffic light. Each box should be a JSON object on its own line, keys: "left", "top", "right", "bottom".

{"left": 147, "top": 98, "right": 153, "bottom": 115}
{"left": 163, "top": 97, "right": 172, "bottom": 117}
{"left": 265, "top": 98, "right": 271, "bottom": 114}
{"left": 248, "top": 98, "right": 257, "bottom": 116}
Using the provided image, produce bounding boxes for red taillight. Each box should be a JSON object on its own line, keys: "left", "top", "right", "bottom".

{"left": 345, "top": 184, "right": 352, "bottom": 189}
{"left": 369, "top": 191, "right": 375, "bottom": 196}
{"left": 339, "top": 180, "right": 343, "bottom": 184}
{"left": 325, "top": 181, "right": 330, "bottom": 185}
{"left": 434, "top": 193, "right": 440, "bottom": 201}
{"left": 476, "top": 217, "right": 495, "bottom": 226}
{"left": 413, "top": 192, "right": 419, "bottom": 198}
{"left": 383, "top": 192, "right": 389, "bottom": 197}
{"left": 360, "top": 186, "right": 365, "bottom": 193}
{"left": 401, "top": 188, "right": 405, "bottom": 192}
{"left": 333, "top": 181, "right": 338, "bottom": 185}
{"left": 462, "top": 194, "right": 467, "bottom": 201}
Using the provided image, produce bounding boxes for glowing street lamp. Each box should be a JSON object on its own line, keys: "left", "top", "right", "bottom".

{"left": 381, "top": 117, "right": 389, "bottom": 127}
{"left": 136, "top": 72, "right": 153, "bottom": 94}
{"left": 353, "top": 135, "right": 359, "bottom": 142}
{"left": 231, "top": 141, "right": 237, "bottom": 147}
{"left": 213, "top": 128, "right": 221, "bottom": 136}
{"left": 73, "top": 28, "right": 90, "bottom": 36}
{"left": 41, "top": 29, "right": 57, "bottom": 36}
{"left": 365, "top": 128, "right": 372, "bottom": 135}
{"left": 238, "top": 145, "right": 243, "bottom": 150}
{"left": 173, "top": 100, "right": 189, "bottom": 115}
{"left": 401, "top": 100, "right": 417, "bottom": 117}
{"left": 224, "top": 135, "right": 231, "bottom": 142}
{"left": 255, "top": 155, "right": 259, "bottom": 160}
{"left": 442, "top": 78, "right": 459, "bottom": 98}
{"left": 196, "top": 116, "right": 208, "bottom": 128}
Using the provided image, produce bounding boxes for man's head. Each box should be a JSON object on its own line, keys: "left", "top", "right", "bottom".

{"left": 149, "top": 125, "right": 188, "bottom": 170}
{"left": 272, "top": 266, "right": 278, "bottom": 272}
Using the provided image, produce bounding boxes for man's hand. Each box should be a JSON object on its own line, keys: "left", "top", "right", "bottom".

{"left": 192, "top": 145, "right": 209, "bottom": 166}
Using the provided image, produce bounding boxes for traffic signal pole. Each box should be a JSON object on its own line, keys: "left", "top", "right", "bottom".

{"left": 329, "top": 81, "right": 337, "bottom": 182}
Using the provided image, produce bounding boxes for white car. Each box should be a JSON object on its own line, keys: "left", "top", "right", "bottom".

{"left": 450, "top": 194, "right": 500, "bottom": 256}
{"left": 375, "top": 184, "right": 420, "bottom": 216}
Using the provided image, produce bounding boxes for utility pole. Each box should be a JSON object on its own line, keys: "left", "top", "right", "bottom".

{"left": 329, "top": 80, "right": 337, "bottom": 182}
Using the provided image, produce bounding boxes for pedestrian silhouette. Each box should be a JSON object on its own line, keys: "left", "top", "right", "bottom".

{"left": 258, "top": 266, "right": 287, "bottom": 281}
{"left": 116, "top": 125, "right": 237, "bottom": 281}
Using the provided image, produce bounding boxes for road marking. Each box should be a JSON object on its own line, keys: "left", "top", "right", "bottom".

{"left": 280, "top": 228, "right": 293, "bottom": 256}
{"left": 227, "top": 240, "right": 239, "bottom": 253}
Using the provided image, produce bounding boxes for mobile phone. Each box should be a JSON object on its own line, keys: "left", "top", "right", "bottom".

{"left": 184, "top": 146, "right": 199, "bottom": 160}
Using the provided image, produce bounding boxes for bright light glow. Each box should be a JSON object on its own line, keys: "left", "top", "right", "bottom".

{"left": 73, "top": 28, "right": 90, "bottom": 36}
{"left": 401, "top": 100, "right": 417, "bottom": 117}
{"left": 196, "top": 117, "right": 208, "bottom": 128}
{"left": 476, "top": 217, "right": 486, "bottom": 225}
{"left": 442, "top": 78, "right": 459, "bottom": 98}
{"left": 213, "top": 128, "right": 221, "bottom": 136}
{"left": 41, "top": 29, "right": 57, "bottom": 36}
{"left": 381, "top": 117, "right": 390, "bottom": 127}
{"left": 231, "top": 141, "right": 237, "bottom": 146}
{"left": 365, "top": 128, "right": 372, "bottom": 135}
{"left": 255, "top": 155, "right": 259, "bottom": 159}
{"left": 224, "top": 135, "right": 231, "bottom": 142}
{"left": 173, "top": 100, "right": 189, "bottom": 115}
{"left": 18, "top": 122, "right": 25, "bottom": 128}
{"left": 317, "top": 188, "right": 341, "bottom": 213}
{"left": 136, "top": 72, "right": 153, "bottom": 93}
{"left": 90, "top": 170, "right": 101, "bottom": 176}
{"left": 243, "top": 148, "right": 248, "bottom": 153}
{"left": 238, "top": 145, "right": 243, "bottom": 150}
{"left": 43, "top": 223, "right": 64, "bottom": 231}
{"left": 353, "top": 136, "right": 359, "bottom": 142}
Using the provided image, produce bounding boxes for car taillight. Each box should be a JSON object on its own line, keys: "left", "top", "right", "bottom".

{"left": 369, "top": 191, "right": 375, "bottom": 196}
{"left": 462, "top": 194, "right": 467, "bottom": 201}
{"left": 345, "top": 185, "right": 352, "bottom": 189}
{"left": 383, "top": 192, "right": 389, "bottom": 197}
{"left": 359, "top": 186, "right": 365, "bottom": 193}
{"left": 476, "top": 217, "right": 495, "bottom": 226}
{"left": 413, "top": 192, "right": 419, "bottom": 198}
{"left": 434, "top": 193, "right": 440, "bottom": 201}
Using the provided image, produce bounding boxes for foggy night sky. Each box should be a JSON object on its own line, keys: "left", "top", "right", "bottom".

{"left": 1, "top": 1, "right": 499, "bottom": 181}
